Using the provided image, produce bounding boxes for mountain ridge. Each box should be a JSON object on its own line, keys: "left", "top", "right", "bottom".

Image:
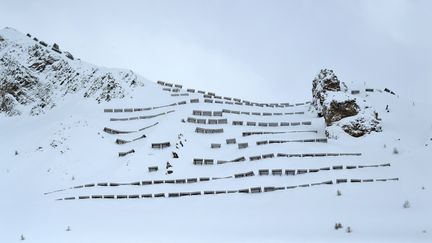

{"left": 0, "top": 27, "right": 147, "bottom": 116}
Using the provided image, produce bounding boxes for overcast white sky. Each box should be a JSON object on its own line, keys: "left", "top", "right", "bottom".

{"left": 1, "top": 0, "right": 431, "bottom": 103}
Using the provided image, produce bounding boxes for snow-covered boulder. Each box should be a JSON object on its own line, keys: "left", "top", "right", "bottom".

{"left": 326, "top": 99, "right": 382, "bottom": 138}
{"left": 312, "top": 69, "right": 347, "bottom": 116}
{"left": 312, "top": 69, "right": 381, "bottom": 137}
{"left": 322, "top": 92, "right": 359, "bottom": 125}
{"left": 0, "top": 91, "right": 21, "bottom": 116}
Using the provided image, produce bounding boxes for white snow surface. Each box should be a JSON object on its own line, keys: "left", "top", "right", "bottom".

{"left": 0, "top": 30, "right": 431, "bottom": 243}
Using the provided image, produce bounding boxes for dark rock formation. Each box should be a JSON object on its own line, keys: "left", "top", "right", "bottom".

{"left": 322, "top": 97, "right": 359, "bottom": 125}
{"left": 312, "top": 69, "right": 344, "bottom": 116}
{"left": 0, "top": 28, "right": 144, "bottom": 116}
{"left": 312, "top": 69, "right": 381, "bottom": 137}
{"left": 342, "top": 117, "right": 382, "bottom": 137}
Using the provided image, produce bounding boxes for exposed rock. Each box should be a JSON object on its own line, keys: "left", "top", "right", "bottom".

{"left": 342, "top": 116, "right": 382, "bottom": 137}
{"left": 312, "top": 69, "right": 381, "bottom": 137}
{"left": 312, "top": 69, "right": 347, "bottom": 116}
{"left": 0, "top": 92, "right": 21, "bottom": 116}
{"left": 322, "top": 92, "right": 359, "bottom": 125}
{"left": 0, "top": 27, "right": 145, "bottom": 116}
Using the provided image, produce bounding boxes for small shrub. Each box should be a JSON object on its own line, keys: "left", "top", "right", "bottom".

{"left": 20, "top": 234, "right": 25, "bottom": 240}
{"left": 334, "top": 223, "right": 343, "bottom": 230}
{"left": 393, "top": 148, "right": 399, "bottom": 154}
{"left": 15, "top": 150, "right": 19, "bottom": 155}
{"left": 403, "top": 200, "right": 411, "bottom": 209}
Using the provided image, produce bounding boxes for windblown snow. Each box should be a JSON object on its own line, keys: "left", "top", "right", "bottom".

{"left": 0, "top": 28, "right": 431, "bottom": 243}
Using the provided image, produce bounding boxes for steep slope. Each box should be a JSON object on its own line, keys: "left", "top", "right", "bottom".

{"left": 0, "top": 27, "right": 146, "bottom": 116}
{"left": 0, "top": 29, "right": 431, "bottom": 243}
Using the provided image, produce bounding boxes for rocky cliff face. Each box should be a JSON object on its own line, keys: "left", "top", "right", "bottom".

{"left": 0, "top": 27, "right": 146, "bottom": 116}
{"left": 312, "top": 69, "right": 381, "bottom": 137}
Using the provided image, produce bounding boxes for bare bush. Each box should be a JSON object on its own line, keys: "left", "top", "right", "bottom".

{"left": 334, "top": 223, "right": 343, "bottom": 230}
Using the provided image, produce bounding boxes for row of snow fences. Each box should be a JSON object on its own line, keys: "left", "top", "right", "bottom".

{"left": 187, "top": 118, "right": 312, "bottom": 127}
{"left": 193, "top": 152, "right": 363, "bottom": 165}
{"left": 171, "top": 93, "right": 189, "bottom": 97}
{"left": 350, "top": 88, "right": 395, "bottom": 95}
{"left": 57, "top": 163, "right": 391, "bottom": 192}
{"left": 157, "top": 81, "right": 313, "bottom": 107}
{"left": 157, "top": 80, "right": 183, "bottom": 89}
{"left": 211, "top": 139, "right": 327, "bottom": 149}
{"left": 103, "top": 102, "right": 187, "bottom": 113}
{"left": 195, "top": 127, "right": 224, "bottom": 134}
{"left": 193, "top": 110, "right": 223, "bottom": 116}
{"left": 255, "top": 138, "right": 328, "bottom": 145}
{"left": 151, "top": 142, "right": 171, "bottom": 149}
{"left": 202, "top": 99, "right": 309, "bottom": 107}
{"left": 221, "top": 109, "right": 305, "bottom": 116}
{"left": 103, "top": 98, "right": 309, "bottom": 113}
{"left": 103, "top": 127, "right": 134, "bottom": 134}
{"left": 276, "top": 152, "right": 362, "bottom": 158}
{"left": 234, "top": 121, "right": 312, "bottom": 127}
{"left": 115, "top": 134, "right": 146, "bottom": 145}
{"left": 163, "top": 88, "right": 181, "bottom": 92}
{"left": 103, "top": 122, "right": 159, "bottom": 135}
{"left": 56, "top": 178, "right": 399, "bottom": 201}
{"left": 384, "top": 88, "right": 396, "bottom": 95}
{"left": 350, "top": 88, "right": 376, "bottom": 94}
{"left": 242, "top": 130, "right": 318, "bottom": 137}
{"left": 187, "top": 117, "right": 228, "bottom": 124}
{"left": 193, "top": 157, "right": 246, "bottom": 165}
{"left": 110, "top": 110, "right": 175, "bottom": 121}
{"left": 118, "top": 149, "right": 135, "bottom": 157}
{"left": 26, "top": 33, "right": 76, "bottom": 59}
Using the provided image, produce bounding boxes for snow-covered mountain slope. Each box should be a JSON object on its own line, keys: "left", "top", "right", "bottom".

{"left": 0, "top": 27, "right": 148, "bottom": 116}
{"left": 1, "top": 29, "right": 431, "bottom": 243}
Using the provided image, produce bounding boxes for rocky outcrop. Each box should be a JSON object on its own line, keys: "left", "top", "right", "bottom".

{"left": 0, "top": 27, "right": 146, "bottom": 116}
{"left": 312, "top": 69, "right": 347, "bottom": 116}
{"left": 322, "top": 92, "right": 359, "bottom": 125}
{"left": 312, "top": 69, "right": 381, "bottom": 137}
{"left": 0, "top": 92, "right": 21, "bottom": 116}
{"left": 342, "top": 116, "right": 382, "bottom": 137}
